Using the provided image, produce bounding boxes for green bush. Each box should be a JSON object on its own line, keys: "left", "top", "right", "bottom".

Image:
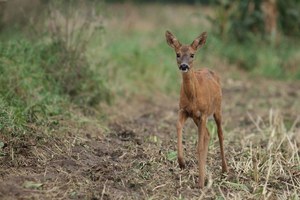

{"left": 0, "top": 1, "right": 110, "bottom": 137}
{"left": 211, "top": 0, "right": 265, "bottom": 42}
{"left": 0, "top": 35, "right": 109, "bottom": 136}
{"left": 208, "top": 0, "right": 300, "bottom": 79}
{"left": 213, "top": 0, "right": 300, "bottom": 41}
{"left": 0, "top": 39, "right": 65, "bottom": 135}
{"left": 40, "top": 41, "right": 110, "bottom": 106}
{"left": 277, "top": 0, "right": 300, "bottom": 37}
{"left": 43, "top": 0, "right": 109, "bottom": 106}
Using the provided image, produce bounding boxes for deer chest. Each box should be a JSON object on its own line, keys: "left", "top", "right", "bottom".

{"left": 181, "top": 104, "right": 202, "bottom": 118}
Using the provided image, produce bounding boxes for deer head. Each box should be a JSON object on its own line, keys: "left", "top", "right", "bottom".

{"left": 165, "top": 31, "right": 207, "bottom": 72}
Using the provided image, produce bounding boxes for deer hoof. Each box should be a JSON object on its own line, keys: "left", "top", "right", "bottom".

{"left": 178, "top": 157, "right": 185, "bottom": 169}
{"left": 222, "top": 164, "right": 229, "bottom": 173}
{"left": 198, "top": 181, "right": 205, "bottom": 189}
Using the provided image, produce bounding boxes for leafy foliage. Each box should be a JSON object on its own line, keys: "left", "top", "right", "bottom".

{"left": 211, "top": 0, "right": 264, "bottom": 42}
{"left": 277, "top": 0, "right": 300, "bottom": 37}
{"left": 212, "top": 0, "right": 300, "bottom": 41}
{"left": 0, "top": 1, "right": 110, "bottom": 136}
{"left": 43, "top": 0, "right": 110, "bottom": 106}
{"left": 208, "top": 0, "right": 300, "bottom": 78}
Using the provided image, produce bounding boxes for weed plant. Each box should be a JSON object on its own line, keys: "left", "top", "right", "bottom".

{"left": 0, "top": 1, "right": 109, "bottom": 137}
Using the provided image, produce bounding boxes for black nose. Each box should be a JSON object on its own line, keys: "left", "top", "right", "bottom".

{"left": 179, "top": 63, "right": 189, "bottom": 71}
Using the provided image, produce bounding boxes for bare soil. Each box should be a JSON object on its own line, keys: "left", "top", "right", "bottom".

{"left": 0, "top": 73, "right": 300, "bottom": 199}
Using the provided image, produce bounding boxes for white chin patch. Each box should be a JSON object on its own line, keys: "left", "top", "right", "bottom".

{"left": 181, "top": 69, "right": 189, "bottom": 73}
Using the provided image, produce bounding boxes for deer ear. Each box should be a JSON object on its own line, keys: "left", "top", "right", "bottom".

{"left": 165, "top": 30, "right": 181, "bottom": 49}
{"left": 191, "top": 32, "right": 207, "bottom": 50}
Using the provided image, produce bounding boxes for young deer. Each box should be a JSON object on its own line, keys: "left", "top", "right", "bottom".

{"left": 165, "top": 31, "right": 228, "bottom": 188}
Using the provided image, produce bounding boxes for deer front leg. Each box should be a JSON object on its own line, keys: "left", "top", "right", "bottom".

{"left": 176, "top": 110, "right": 188, "bottom": 169}
{"left": 197, "top": 115, "right": 210, "bottom": 188}
{"left": 214, "top": 111, "right": 228, "bottom": 173}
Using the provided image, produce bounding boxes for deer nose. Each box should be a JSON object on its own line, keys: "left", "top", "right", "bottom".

{"left": 179, "top": 63, "right": 190, "bottom": 72}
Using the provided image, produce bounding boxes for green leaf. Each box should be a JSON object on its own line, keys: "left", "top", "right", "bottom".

{"left": 0, "top": 141, "right": 4, "bottom": 149}
{"left": 23, "top": 181, "right": 43, "bottom": 190}
{"left": 167, "top": 151, "right": 177, "bottom": 161}
{"left": 216, "top": 196, "right": 225, "bottom": 200}
{"left": 224, "top": 181, "right": 249, "bottom": 192}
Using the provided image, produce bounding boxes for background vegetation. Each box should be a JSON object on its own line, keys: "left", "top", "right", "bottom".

{"left": 1, "top": 0, "right": 299, "bottom": 137}
{"left": 0, "top": 0, "right": 110, "bottom": 137}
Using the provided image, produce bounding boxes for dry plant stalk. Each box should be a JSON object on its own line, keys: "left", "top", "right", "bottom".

{"left": 252, "top": 149, "right": 259, "bottom": 183}
{"left": 47, "top": 0, "right": 103, "bottom": 55}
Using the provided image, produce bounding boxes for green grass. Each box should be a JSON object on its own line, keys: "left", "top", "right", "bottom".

{"left": 87, "top": 29, "right": 300, "bottom": 109}
{"left": 87, "top": 31, "right": 181, "bottom": 98}
{"left": 0, "top": 33, "right": 109, "bottom": 136}
{"left": 211, "top": 36, "right": 300, "bottom": 80}
{"left": 0, "top": 38, "right": 66, "bottom": 135}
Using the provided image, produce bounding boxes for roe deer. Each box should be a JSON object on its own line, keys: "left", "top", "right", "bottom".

{"left": 165, "top": 30, "right": 228, "bottom": 188}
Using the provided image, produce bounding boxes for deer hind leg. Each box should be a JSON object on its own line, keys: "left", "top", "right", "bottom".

{"left": 197, "top": 115, "right": 210, "bottom": 188}
{"left": 177, "top": 110, "right": 188, "bottom": 169}
{"left": 213, "top": 111, "right": 228, "bottom": 173}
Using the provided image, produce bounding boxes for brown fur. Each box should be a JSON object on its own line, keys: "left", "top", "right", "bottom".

{"left": 166, "top": 31, "right": 228, "bottom": 188}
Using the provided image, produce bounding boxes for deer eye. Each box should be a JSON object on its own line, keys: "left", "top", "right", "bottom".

{"left": 176, "top": 53, "right": 180, "bottom": 58}
{"left": 190, "top": 54, "right": 194, "bottom": 58}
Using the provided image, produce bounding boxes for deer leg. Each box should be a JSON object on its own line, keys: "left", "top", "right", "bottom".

{"left": 192, "top": 118, "right": 199, "bottom": 155}
{"left": 214, "top": 112, "right": 228, "bottom": 173}
{"left": 197, "top": 115, "right": 210, "bottom": 188}
{"left": 177, "top": 110, "right": 187, "bottom": 169}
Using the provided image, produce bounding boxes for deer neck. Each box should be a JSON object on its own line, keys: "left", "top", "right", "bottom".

{"left": 181, "top": 68, "right": 197, "bottom": 100}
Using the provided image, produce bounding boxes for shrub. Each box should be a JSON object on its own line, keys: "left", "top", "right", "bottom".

{"left": 277, "top": 0, "right": 300, "bottom": 37}
{"left": 212, "top": 0, "right": 300, "bottom": 41}
{"left": 0, "top": 1, "right": 110, "bottom": 136}
{"left": 42, "top": 0, "right": 110, "bottom": 106}
{"left": 209, "top": 0, "right": 300, "bottom": 79}
{"left": 0, "top": 39, "right": 65, "bottom": 135}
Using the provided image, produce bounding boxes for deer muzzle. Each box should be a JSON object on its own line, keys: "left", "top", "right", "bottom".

{"left": 179, "top": 63, "right": 190, "bottom": 72}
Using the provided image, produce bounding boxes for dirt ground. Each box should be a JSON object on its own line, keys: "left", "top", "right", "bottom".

{"left": 0, "top": 69, "right": 299, "bottom": 199}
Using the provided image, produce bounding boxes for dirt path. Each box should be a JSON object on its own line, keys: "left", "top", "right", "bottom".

{"left": 0, "top": 75, "right": 299, "bottom": 199}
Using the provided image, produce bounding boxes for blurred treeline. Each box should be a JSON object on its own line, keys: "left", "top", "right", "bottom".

{"left": 1, "top": 0, "right": 300, "bottom": 41}
{"left": 212, "top": 0, "right": 300, "bottom": 41}
{"left": 104, "top": 0, "right": 300, "bottom": 40}
{"left": 104, "top": 0, "right": 211, "bottom": 3}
